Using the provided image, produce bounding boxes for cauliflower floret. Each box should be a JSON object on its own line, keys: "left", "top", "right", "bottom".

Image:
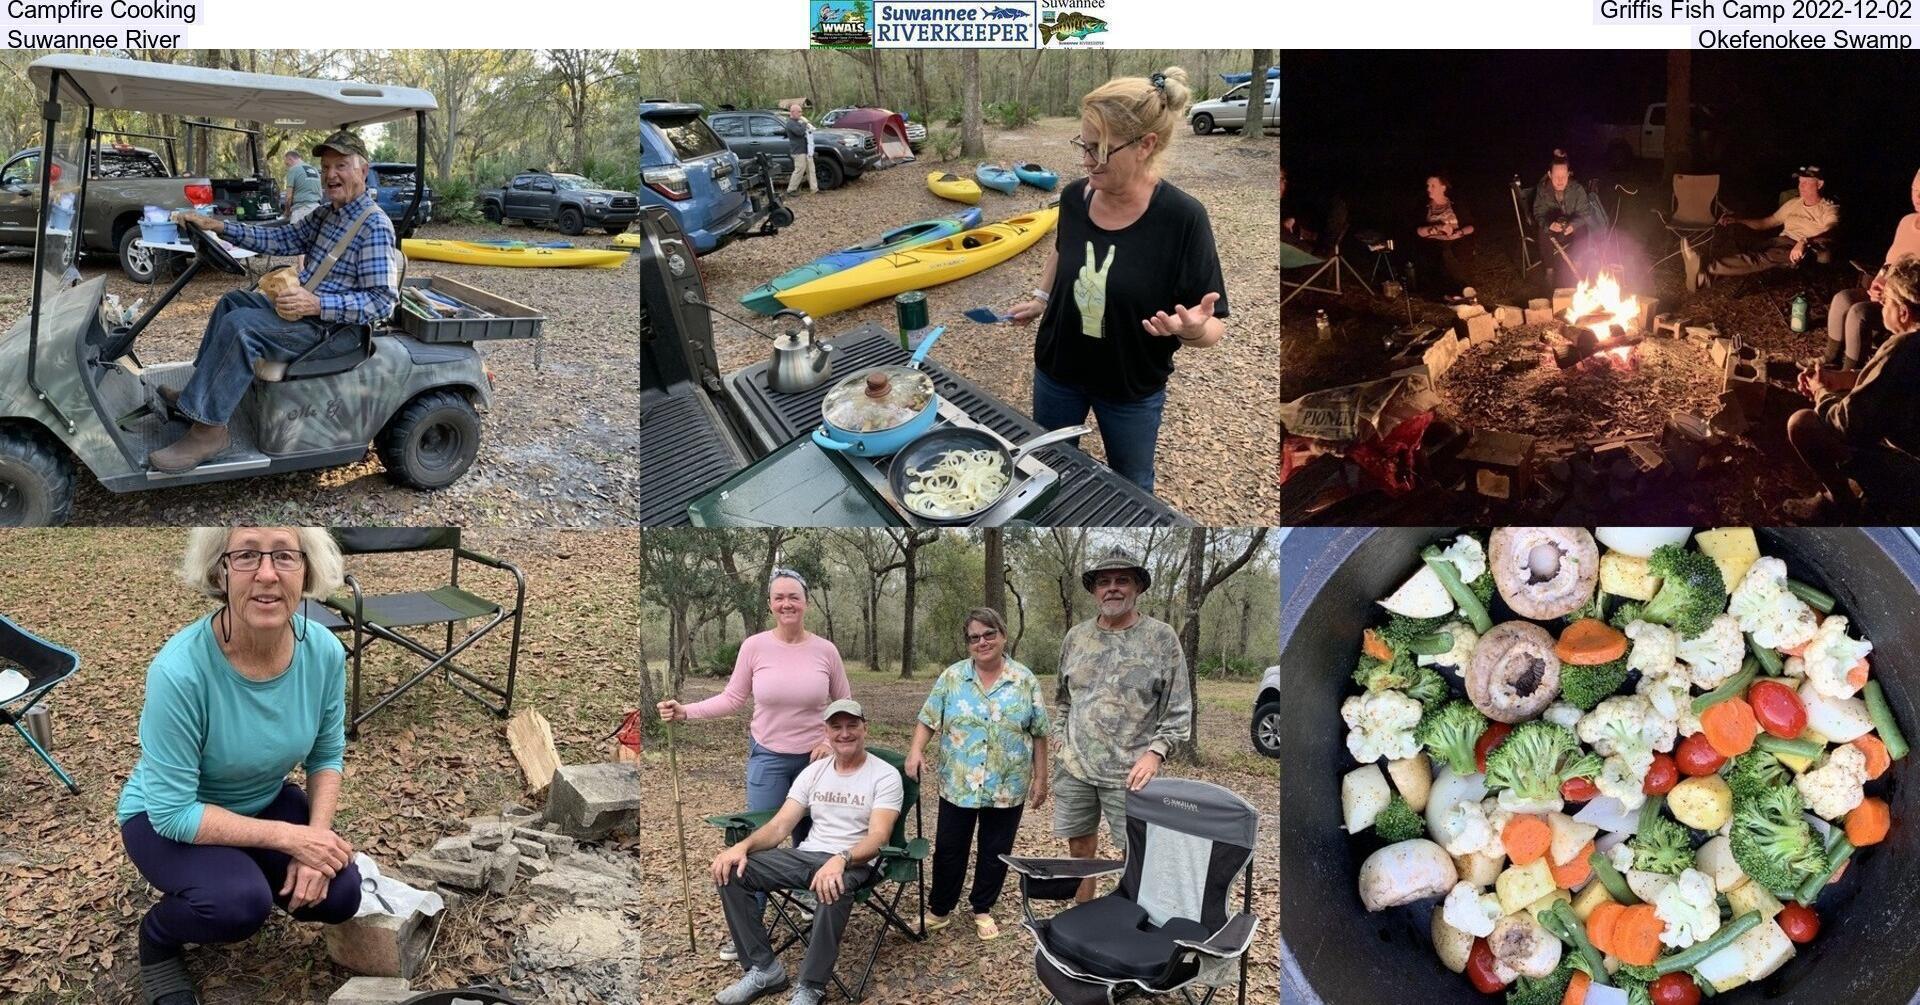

{"left": 1481, "top": 798, "right": 1512, "bottom": 859}
{"left": 1782, "top": 655, "right": 1807, "bottom": 680}
{"left": 1443, "top": 881, "right": 1502, "bottom": 938}
{"left": 1653, "top": 868, "right": 1723, "bottom": 949}
{"left": 1676, "top": 614, "right": 1744, "bottom": 690}
{"left": 1606, "top": 842, "right": 1635, "bottom": 873}
{"left": 1595, "top": 754, "right": 1648, "bottom": 811}
{"left": 1342, "top": 690, "right": 1423, "bottom": 763}
{"left": 1543, "top": 701, "right": 1584, "bottom": 730}
{"left": 1439, "top": 534, "right": 1487, "bottom": 584}
{"left": 1729, "top": 557, "right": 1820, "bottom": 651}
{"left": 1578, "top": 695, "right": 1678, "bottom": 764}
{"left": 1803, "top": 615, "right": 1873, "bottom": 700}
{"left": 1626, "top": 621, "right": 1691, "bottom": 720}
{"left": 1497, "top": 790, "right": 1565, "bottom": 815}
{"left": 1435, "top": 799, "right": 1495, "bottom": 856}
{"left": 1418, "top": 620, "right": 1480, "bottom": 671}
{"left": 1796, "top": 743, "right": 1869, "bottom": 820}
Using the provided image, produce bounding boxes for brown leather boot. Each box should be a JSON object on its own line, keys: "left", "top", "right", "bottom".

{"left": 149, "top": 423, "right": 230, "bottom": 473}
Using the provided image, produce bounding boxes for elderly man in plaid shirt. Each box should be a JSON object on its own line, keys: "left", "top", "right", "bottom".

{"left": 152, "top": 129, "right": 400, "bottom": 473}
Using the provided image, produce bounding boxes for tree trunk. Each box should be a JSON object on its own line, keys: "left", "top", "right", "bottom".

{"left": 864, "top": 587, "right": 880, "bottom": 671}
{"left": 1665, "top": 51, "right": 1693, "bottom": 176}
{"left": 908, "top": 51, "right": 932, "bottom": 123}
{"left": 901, "top": 544, "right": 919, "bottom": 679}
{"left": 1006, "top": 574, "right": 1027, "bottom": 661}
{"left": 983, "top": 529, "right": 1005, "bottom": 616}
{"left": 1175, "top": 529, "right": 1209, "bottom": 762}
{"left": 802, "top": 50, "right": 822, "bottom": 111}
{"left": 960, "top": 50, "right": 986, "bottom": 157}
{"left": 1243, "top": 51, "right": 1272, "bottom": 141}
{"left": 867, "top": 51, "right": 884, "bottom": 106}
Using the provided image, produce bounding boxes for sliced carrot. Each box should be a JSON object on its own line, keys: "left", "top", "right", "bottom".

{"left": 1586, "top": 901, "right": 1626, "bottom": 957}
{"left": 1848, "top": 656, "right": 1871, "bottom": 690}
{"left": 1551, "top": 840, "right": 1597, "bottom": 889}
{"left": 1781, "top": 638, "right": 1814, "bottom": 659}
{"left": 1503, "top": 813, "right": 1553, "bottom": 865}
{"left": 1555, "top": 618, "right": 1629, "bottom": 665}
{"left": 1854, "top": 735, "right": 1892, "bottom": 780}
{"left": 1701, "top": 697, "right": 1760, "bottom": 757}
{"left": 1611, "top": 903, "right": 1666, "bottom": 967}
{"left": 1562, "top": 970, "right": 1592, "bottom": 1005}
{"left": 1847, "top": 796, "right": 1891, "bottom": 847}
{"left": 1362, "top": 628, "right": 1393, "bottom": 662}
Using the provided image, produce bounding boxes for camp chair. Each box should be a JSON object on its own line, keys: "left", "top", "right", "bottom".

{"left": 1281, "top": 204, "right": 1372, "bottom": 307}
{"left": 1002, "top": 778, "right": 1260, "bottom": 1005}
{"left": 705, "top": 746, "right": 930, "bottom": 1002}
{"left": 305, "top": 528, "right": 525, "bottom": 736}
{"left": 0, "top": 613, "right": 81, "bottom": 793}
{"left": 1653, "top": 173, "right": 1724, "bottom": 268}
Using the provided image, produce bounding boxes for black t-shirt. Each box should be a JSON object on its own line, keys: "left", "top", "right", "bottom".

{"left": 1034, "top": 177, "right": 1229, "bottom": 402}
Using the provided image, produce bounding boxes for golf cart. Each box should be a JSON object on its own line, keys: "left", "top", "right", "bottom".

{"left": 0, "top": 56, "right": 537, "bottom": 526}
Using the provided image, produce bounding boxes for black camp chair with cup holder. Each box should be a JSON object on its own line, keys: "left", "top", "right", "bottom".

{"left": 0, "top": 613, "right": 81, "bottom": 794}
{"left": 299, "top": 528, "right": 524, "bottom": 736}
{"left": 704, "top": 746, "right": 930, "bottom": 1002}
{"left": 1001, "top": 777, "right": 1260, "bottom": 1005}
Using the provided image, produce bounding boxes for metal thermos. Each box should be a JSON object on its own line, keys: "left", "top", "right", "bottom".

{"left": 1791, "top": 293, "right": 1809, "bottom": 333}
{"left": 1315, "top": 309, "right": 1332, "bottom": 341}
{"left": 22, "top": 703, "right": 51, "bottom": 750}
{"left": 895, "top": 290, "right": 930, "bottom": 349}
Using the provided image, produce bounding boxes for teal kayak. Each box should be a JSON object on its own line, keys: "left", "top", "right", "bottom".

{"left": 975, "top": 162, "right": 1019, "bottom": 194}
{"left": 740, "top": 208, "right": 983, "bottom": 315}
{"left": 1013, "top": 162, "right": 1058, "bottom": 191}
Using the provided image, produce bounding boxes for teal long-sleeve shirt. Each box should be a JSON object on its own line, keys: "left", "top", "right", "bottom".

{"left": 116, "top": 614, "right": 348, "bottom": 843}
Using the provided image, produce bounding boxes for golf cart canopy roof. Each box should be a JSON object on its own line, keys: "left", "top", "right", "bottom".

{"left": 29, "top": 55, "right": 437, "bottom": 129}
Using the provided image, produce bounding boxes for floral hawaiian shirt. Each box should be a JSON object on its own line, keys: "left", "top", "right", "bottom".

{"left": 916, "top": 658, "right": 1052, "bottom": 808}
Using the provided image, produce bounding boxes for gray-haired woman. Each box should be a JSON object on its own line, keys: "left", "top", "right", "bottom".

{"left": 118, "top": 528, "right": 358, "bottom": 1005}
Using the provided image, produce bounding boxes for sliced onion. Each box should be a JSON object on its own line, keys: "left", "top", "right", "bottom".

{"left": 904, "top": 450, "right": 1009, "bottom": 518}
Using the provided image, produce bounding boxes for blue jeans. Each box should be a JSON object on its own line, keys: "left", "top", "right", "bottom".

{"left": 746, "top": 738, "right": 814, "bottom": 911}
{"left": 1031, "top": 368, "right": 1167, "bottom": 493}
{"left": 176, "top": 290, "right": 352, "bottom": 426}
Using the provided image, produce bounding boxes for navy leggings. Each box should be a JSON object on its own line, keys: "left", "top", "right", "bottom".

{"left": 121, "top": 782, "right": 362, "bottom": 952}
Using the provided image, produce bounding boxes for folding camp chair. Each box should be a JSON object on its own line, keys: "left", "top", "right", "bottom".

{"left": 1003, "top": 778, "right": 1260, "bottom": 1005}
{"left": 1281, "top": 207, "right": 1373, "bottom": 307}
{"left": 705, "top": 746, "right": 930, "bottom": 1002}
{"left": 305, "top": 528, "right": 525, "bottom": 736}
{"left": 0, "top": 612, "right": 81, "bottom": 794}
{"left": 1653, "top": 173, "right": 1724, "bottom": 268}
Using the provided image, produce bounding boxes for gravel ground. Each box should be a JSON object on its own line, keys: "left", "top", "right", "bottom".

{"left": 695, "top": 117, "right": 1280, "bottom": 525}
{"left": 0, "top": 220, "right": 637, "bottom": 526}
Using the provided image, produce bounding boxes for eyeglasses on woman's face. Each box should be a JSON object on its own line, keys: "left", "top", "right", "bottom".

{"left": 1069, "top": 135, "right": 1139, "bottom": 166}
{"left": 966, "top": 627, "right": 1001, "bottom": 645}
{"left": 223, "top": 549, "right": 307, "bottom": 573}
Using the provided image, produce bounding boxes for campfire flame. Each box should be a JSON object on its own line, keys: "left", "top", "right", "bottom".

{"left": 1565, "top": 271, "right": 1643, "bottom": 340}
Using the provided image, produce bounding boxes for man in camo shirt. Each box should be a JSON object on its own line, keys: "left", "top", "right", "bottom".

{"left": 1052, "top": 546, "right": 1192, "bottom": 901}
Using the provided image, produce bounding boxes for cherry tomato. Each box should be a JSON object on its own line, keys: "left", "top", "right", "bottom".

{"left": 1475, "top": 721, "right": 1513, "bottom": 774}
{"left": 1650, "top": 972, "right": 1701, "bottom": 1005}
{"left": 1642, "top": 752, "right": 1679, "bottom": 795}
{"left": 1561, "top": 775, "right": 1601, "bottom": 801}
{"left": 1465, "top": 937, "right": 1508, "bottom": 993}
{"left": 1778, "top": 902, "right": 1821, "bottom": 943}
{"left": 1676, "top": 732, "right": 1727, "bottom": 776}
{"left": 1748, "top": 679, "right": 1808, "bottom": 738}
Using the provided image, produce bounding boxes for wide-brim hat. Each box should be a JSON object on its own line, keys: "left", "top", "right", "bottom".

{"left": 1082, "top": 546, "right": 1150, "bottom": 593}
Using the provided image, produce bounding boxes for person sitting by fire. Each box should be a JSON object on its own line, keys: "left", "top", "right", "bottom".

{"left": 1822, "top": 168, "right": 1920, "bottom": 370}
{"left": 1785, "top": 253, "right": 1920, "bottom": 521}
{"left": 1685, "top": 165, "right": 1839, "bottom": 290}
{"left": 1281, "top": 165, "right": 1318, "bottom": 252}
{"left": 1412, "top": 171, "right": 1477, "bottom": 298}
{"left": 1532, "top": 150, "right": 1606, "bottom": 288}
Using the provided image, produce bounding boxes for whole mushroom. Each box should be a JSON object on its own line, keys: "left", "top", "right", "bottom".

{"left": 1489, "top": 527, "right": 1600, "bottom": 621}
{"left": 1357, "top": 839, "right": 1459, "bottom": 912}
{"left": 1489, "top": 912, "right": 1563, "bottom": 978}
{"left": 1467, "top": 621, "right": 1562, "bottom": 723}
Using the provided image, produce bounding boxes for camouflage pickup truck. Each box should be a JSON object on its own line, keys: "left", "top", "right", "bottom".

{"left": 0, "top": 138, "right": 281, "bottom": 283}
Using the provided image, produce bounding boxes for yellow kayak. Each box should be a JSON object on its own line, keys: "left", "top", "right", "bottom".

{"left": 401, "top": 239, "right": 627, "bottom": 269}
{"left": 776, "top": 206, "right": 1058, "bottom": 317}
{"left": 926, "top": 171, "right": 982, "bottom": 205}
{"left": 612, "top": 232, "right": 641, "bottom": 249}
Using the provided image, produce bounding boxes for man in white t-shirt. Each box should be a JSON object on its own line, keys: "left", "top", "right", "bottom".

{"left": 710, "top": 699, "right": 903, "bottom": 1005}
{"left": 1689, "top": 165, "right": 1840, "bottom": 287}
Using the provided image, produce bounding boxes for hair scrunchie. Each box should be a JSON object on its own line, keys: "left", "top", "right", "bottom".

{"left": 1150, "top": 72, "right": 1167, "bottom": 91}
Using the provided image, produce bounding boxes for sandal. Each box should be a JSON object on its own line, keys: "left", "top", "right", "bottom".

{"left": 923, "top": 912, "right": 952, "bottom": 933}
{"left": 973, "top": 914, "right": 1001, "bottom": 940}
{"left": 141, "top": 954, "right": 201, "bottom": 1005}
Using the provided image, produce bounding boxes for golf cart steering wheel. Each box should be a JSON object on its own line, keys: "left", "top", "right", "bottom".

{"left": 183, "top": 218, "right": 247, "bottom": 276}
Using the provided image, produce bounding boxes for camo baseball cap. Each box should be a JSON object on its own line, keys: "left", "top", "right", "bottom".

{"left": 823, "top": 698, "right": 867, "bottom": 722}
{"left": 312, "top": 129, "right": 369, "bottom": 160}
{"left": 1082, "top": 546, "right": 1150, "bottom": 593}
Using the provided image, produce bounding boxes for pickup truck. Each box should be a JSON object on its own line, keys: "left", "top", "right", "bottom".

{"left": 1189, "top": 77, "right": 1279, "bottom": 135}
{"left": 707, "top": 109, "right": 881, "bottom": 191}
{"left": 0, "top": 140, "right": 281, "bottom": 283}
{"left": 1593, "top": 103, "right": 1719, "bottom": 168}
{"left": 366, "top": 161, "right": 433, "bottom": 225}
{"left": 479, "top": 170, "right": 640, "bottom": 236}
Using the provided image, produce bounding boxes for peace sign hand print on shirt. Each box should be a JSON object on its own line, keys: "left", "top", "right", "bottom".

{"left": 1074, "top": 241, "right": 1115, "bottom": 339}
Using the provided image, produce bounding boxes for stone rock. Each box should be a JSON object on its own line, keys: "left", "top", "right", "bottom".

{"left": 472, "top": 830, "right": 505, "bottom": 852}
{"left": 430, "top": 835, "right": 477, "bottom": 863}
{"left": 324, "top": 911, "right": 438, "bottom": 980}
{"left": 520, "top": 909, "right": 632, "bottom": 969}
{"left": 486, "top": 842, "right": 522, "bottom": 896}
{"left": 1463, "top": 312, "right": 1498, "bottom": 346}
{"left": 514, "top": 836, "right": 551, "bottom": 860}
{"left": 502, "top": 800, "right": 538, "bottom": 823}
{"left": 544, "top": 763, "right": 641, "bottom": 842}
{"left": 402, "top": 853, "right": 487, "bottom": 891}
{"left": 528, "top": 851, "right": 643, "bottom": 908}
{"left": 1494, "top": 304, "right": 1525, "bottom": 328}
{"left": 1552, "top": 288, "right": 1574, "bottom": 313}
{"left": 1524, "top": 307, "right": 1555, "bottom": 326}
{"left": 327, "top": 976, "right": 415, "bottom": 1005}
{"left": 514, "top": 826, "right": 576, "bottom": 856}
{"left": 519, "top": 854, "right": 554, "bottom": 878}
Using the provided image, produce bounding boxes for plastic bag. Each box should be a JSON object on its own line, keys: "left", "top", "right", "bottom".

{"left": 352, "top": 853, "right": 445, "bottom": 920}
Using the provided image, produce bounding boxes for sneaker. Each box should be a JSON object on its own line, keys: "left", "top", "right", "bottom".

{"left": 787, "top": 983, "right": 827, "bottom": 1005}
{"left": 718, "top": 939, "right": 739, "bottom": 962}
{"left": 714, "top": 963, "right": 788, "bottom": 1005}
{"left": 140, "top": 953, "right": 201, "bottom": 1005}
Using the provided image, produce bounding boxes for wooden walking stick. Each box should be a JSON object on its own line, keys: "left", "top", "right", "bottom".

{"left": 666, "top": 672, "right": 697, "bottom": 952}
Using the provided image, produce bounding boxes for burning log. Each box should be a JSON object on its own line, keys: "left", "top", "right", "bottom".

{"left": 1555, "top": 324, "right": 1646, "bottom": 369}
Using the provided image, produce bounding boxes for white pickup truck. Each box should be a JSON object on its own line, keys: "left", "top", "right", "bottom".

{"left": 1594, "top": 102, "right": 1720, "bottom": 167}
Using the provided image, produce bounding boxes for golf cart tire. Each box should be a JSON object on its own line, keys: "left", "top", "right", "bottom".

{"left": 815, "top": 156, "right": 845, "bottom": 191}
{"left": 770, "top": 206, "right": 796, "bottom": 229}
{"left": 118, "top": 225, "right": 166, "bottom": 285}
{"left": 558, "top": 208, "right": 585, "bottom": 237}
{"left": 482, "top": 201, "right": 503, "bottom": 224}
{"left": 376, "top": 390, "right": 482, "bottom": 490}
{"left": 1252, "top": 698, "right": 1281, "bottom": 758}
{"left": 1191, "top": 113, "right": 1215, "bottom": 135}
{"left": 0, "top": 428, "right": 74, "bottom": 527}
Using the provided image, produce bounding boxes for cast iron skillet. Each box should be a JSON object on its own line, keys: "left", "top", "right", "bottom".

{"left": 1280, "top": 528, "right": 1920, "bottom": 1005}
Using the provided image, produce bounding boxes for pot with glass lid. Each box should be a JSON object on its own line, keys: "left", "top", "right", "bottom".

{"left": 811, "top": 325, "right": 945, "bottom": 457}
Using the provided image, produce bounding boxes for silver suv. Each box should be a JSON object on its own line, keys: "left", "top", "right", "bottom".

{"left": 1253, "top": 664, "right": 1280, "bottom": 758}
{"left": 1190, "top": 77, "right": 1279, "bottom": 135}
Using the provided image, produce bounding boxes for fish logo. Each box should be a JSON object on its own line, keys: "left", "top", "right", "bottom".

{"left": 983, "top": 5, "right": 1024, "bottom": 17}
{"left": 1040, "top": 11, "right": 1107, "bottom": 44}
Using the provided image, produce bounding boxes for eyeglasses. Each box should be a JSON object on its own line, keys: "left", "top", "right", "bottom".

{"left": 965, "top": 628, "right": 1001, "bottom": 645}
{"left": 1069, "top": 135, "right": 1140, "bottom": 165}
{"left": 223, "top": 549, "right": 307, "bottom": 572}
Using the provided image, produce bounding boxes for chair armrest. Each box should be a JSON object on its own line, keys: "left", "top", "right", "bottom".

{"left": 1174, "top": 912, "right": 1260, "bottom": 960}
{"left": 999, "top": 855, "right": 1125, "bottom": 881}
{"left": 705, "top": 809, "right": 775, "bottom": 838}
{"left": 453, "top": 547, "right": 527, "bottom": 612}
{"left": 321, "top": 574, "right": 366, "bottom": 619}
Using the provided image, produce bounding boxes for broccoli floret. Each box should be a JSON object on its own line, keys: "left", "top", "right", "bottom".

{"left": 1505, "top": 954, "right": 1578, "bottom": 1005}
{"left": 1642, "top": 544, "right": 1729, "bottom": 639}
{"left": 1612, "top": 965, "right": 1659, "bottom": 1005}
{"left": 1726, "top": 750, "right": 1792, "bottom": 805}
{"left": 1380, "top": 613, "right": 1455, "bottom": 657}
{"left": 1566, "top": 589, "right": 1610, "bottom": 625}
{"left": 1484, "top": 721, "right": 1604, "bottom": 805}
{"left": 1559, "top": 653, "right": 1632, "bottom": 711}
{"left": 1609, "top": 601, "right": 1647, "bottom": 632}
{"left": 1728, "top": 784, "right": 1828, "bottom": 895}
{"left": 1469, "top": 568, "right": 1495, "bottom": 608}
{"left": 1373, "top": 793, "right": 1426, "bottom": 841}
{"left": 1630, "top": 813, "right": 1695, "bottom": 875}
{"left": 1405, "top": 665, "right": 1451, "bottom": 708}
{"left": 1417, "top": 699, "right": 1489, "bottom": 776}
{"left": 1352, "top": 651, "right": 1416, "bottom": 692}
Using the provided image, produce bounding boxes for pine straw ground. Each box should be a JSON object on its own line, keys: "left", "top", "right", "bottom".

{"left": 638, "top": 667, "right": 1280, "bottom": 1004}
{"left": 696, "top": 116, "right": 1281, "bottom": 525}
{"left": 0, "top": 528, "right": 640, "bottom": 1004}
{"left": 0, "top": 218, "right": 638, "bottom": 528}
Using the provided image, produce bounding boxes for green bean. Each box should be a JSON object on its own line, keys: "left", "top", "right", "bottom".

{"left": 1653, "top": 912, "right": 1763, "bottom": 975}
{"left": 1545, "top": 901, "right": 1609, "bottom": 988}
{"left": 1796, "top": 834, "right": 1855, "bottom": 904}
{"left": 1746, "top": 634, "right": 1783, "bottom": 676}
{"left": 1588, "top": 849, "right": 1639, "bottom": 905}
{"left": 1787, "top": 579, "right": 1836, "bottom": 614}
{"left": 1752, "top": 734, "right": 1825, "bottom": 760}
{"left": 1865, "top": 679, "right": 1910, "bottom": 760}
{"left": 1421, "top": 547, "right": 1491, "bottom": 633}
{"left": 1638, "top": 793, "right": 1667, "bottom": 835}
{"left": 1692, "top": 660, "right": 1759, "bottom": 716}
